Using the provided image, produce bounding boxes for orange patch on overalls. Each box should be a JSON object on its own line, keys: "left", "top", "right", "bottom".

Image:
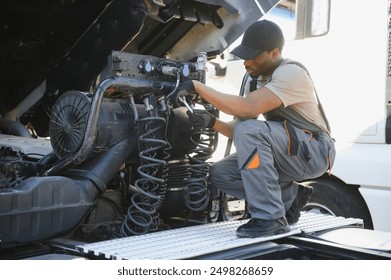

{"left": 247, "top": 153, "right": 260, "bottom": 169}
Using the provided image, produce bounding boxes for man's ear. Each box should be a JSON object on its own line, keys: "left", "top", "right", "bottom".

{"left": 270, "top": 48, "right": 280, "bottom": 59}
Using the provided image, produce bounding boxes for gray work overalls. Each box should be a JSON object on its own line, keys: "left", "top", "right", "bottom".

{"left": 209, "top": 62, "right": 336, "bottom": 220}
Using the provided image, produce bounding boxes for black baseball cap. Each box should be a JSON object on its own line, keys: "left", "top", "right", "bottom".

{"left": 231, "top": 20, "right": 284, "bottom": 60}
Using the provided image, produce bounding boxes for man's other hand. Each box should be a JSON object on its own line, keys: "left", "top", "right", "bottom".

{"left": 187, "top": 109, "right": 216, "bottom": 130}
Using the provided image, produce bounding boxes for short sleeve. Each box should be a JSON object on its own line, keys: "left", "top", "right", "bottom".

{"left": 265, "top": 64, "right": 315, "bottom": 107}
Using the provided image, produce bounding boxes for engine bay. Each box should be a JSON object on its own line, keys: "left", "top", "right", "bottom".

{"left": 0, "top": 0, "right": 277, "bottom": 259}
{"left": 0, "top": 51, "right": 224, "bottom": 250}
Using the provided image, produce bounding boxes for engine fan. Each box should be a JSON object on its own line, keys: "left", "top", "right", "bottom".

{"left": 49, "top": 90, "right": 91, "bottom": 158}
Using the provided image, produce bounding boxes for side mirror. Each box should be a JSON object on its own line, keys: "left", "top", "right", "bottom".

{"left": 295, "top": 0, "right": 330, "bottom": 39}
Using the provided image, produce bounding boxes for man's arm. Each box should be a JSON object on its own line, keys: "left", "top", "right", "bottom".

{"left": 213, "top": 119, "right": 236, "bottom": 138}
{"left": 193, "top": 80, "right": 282, "bottom": 119}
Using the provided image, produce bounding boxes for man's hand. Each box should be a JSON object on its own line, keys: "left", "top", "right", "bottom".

{"left": 176, "top": 80, "right": 195, "bottom": 97}
{"left": 187, "top": 109, "right": 216, "bottom": 130}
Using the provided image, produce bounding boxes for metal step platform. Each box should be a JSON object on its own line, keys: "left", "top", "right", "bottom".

{"left": 76, "top": 212, "right": 363, "bottom": 260}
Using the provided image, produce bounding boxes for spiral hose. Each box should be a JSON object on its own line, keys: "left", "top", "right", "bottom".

{"left": 184, "top": 128, "right": 216, "bottom": 212}
{"left": 121, "top": 115, "right": 169, "bottom": 235}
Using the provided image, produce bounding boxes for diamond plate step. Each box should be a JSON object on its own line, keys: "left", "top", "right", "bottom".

{"left": 76, "top": 212, "right": 363, "bottom": 260}
{"left": 293, "top": 212, "right": 363, "bottom": 234}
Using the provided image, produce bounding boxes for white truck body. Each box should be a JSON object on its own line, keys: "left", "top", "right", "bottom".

{"left": 211, "top": 0, "right": 391, "bottom": 232}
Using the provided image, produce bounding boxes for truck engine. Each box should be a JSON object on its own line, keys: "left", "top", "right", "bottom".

{"left": 0, "top": 51, "right": 224, "bottom": 248}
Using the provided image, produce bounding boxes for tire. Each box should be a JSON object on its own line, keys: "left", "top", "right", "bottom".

{"left": 302, "top": 178, "right": 373, "bottom": 229}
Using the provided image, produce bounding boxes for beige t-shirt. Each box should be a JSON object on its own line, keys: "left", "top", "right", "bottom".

{"left": 245, "top": 59, "right": 329, "bottom": 134}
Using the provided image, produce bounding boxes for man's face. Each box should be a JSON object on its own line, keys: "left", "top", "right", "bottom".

{"left": 243, "top": 49, "right": 278, "bottom": 77}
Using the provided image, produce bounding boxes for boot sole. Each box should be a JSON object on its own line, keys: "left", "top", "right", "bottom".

{"left": 236, "top": 226, "right": 290, "bottom": 238}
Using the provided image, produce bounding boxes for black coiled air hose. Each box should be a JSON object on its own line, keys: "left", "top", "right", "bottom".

{"left": 121, "top": 114, "right": 168, "bottom": 235}
{"left": 184, "top": 128, "right": 216, "bottom": 212}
